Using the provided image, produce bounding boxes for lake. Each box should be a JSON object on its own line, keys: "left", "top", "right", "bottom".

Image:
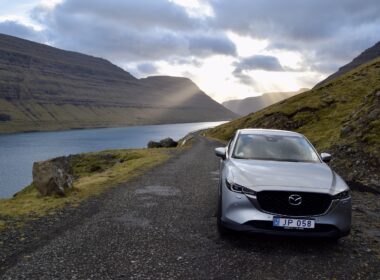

{"left": 0, "top": 121, "right": 225, "bottom": 198}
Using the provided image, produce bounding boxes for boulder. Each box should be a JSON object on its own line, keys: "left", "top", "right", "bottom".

{"left": 147, "top": 141, "right": 162, "bottom": 148}
{"left": 147, "top": 138, "right": 178, "bottom": 148}
{"left": 32, "top": 156, "right": 73, "bottom": 196}
{"left": 159, "top": 138, "right": 178, "bottom": 148}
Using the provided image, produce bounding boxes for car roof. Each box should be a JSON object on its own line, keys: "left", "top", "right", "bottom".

{"left": 237, "top": 128, "right": 303, "bottom": 137}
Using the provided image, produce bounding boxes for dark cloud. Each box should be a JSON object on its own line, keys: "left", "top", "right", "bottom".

{"left": 209, "top": 0, "right": 380, "bottom": 73}
{"left": 188, "top": 34, "right": 236, "bottom": 56}
{"left": 29, "top": 0, "right": 235, "bottom": 63}
{"left": 0, "top": 20, "right": 44, "bottom": 42}
{"left": 136, "top": 62, "right": 158, "bottom": 75}
{"left": 209, "top": 0, "right": 380, "bottom": 42}
{"left": 59, "top": 0, "right": 197, "bottom": 30}
{"left": 234, "top": 55, "right": 284, "bottom": 72}
{"left": 232, "top": 70, "right": 256, "bottom": 86}
{"left": 169, "top": 57, "right": 203, "bottom": 67}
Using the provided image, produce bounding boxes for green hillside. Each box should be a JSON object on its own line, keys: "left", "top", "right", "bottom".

{"left": 208, "top": 57, "right": 380, "bottom": 189}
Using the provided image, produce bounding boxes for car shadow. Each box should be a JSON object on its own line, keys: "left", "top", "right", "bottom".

{"left": 217, "top": 231, "right": 346, "bottom": 255}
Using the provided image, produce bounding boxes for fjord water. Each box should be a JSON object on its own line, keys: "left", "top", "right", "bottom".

{"left": 0, "top": 122, "right": 224, "bottom": 198}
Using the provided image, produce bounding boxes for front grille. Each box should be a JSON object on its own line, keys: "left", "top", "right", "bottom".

{"left": 256, "top": 191, "right": 332, "bottom": 216}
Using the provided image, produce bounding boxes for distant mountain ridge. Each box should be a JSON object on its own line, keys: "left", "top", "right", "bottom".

{"left": 0, "top": 33, "right": 237, "bottom": 133}
{"left": 315, "top": 41, "right": 380, "bottom": 88}
{"left": 222, "top": 89, "right": 308, "bottom": 116}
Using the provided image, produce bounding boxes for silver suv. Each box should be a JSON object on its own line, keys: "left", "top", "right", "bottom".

{"left": 215, "top": 129, "right": 351, "bottom": 238}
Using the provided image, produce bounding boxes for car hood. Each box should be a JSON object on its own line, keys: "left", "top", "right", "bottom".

{"left": 228, "top": 159, "right": 345, "bottom": 194}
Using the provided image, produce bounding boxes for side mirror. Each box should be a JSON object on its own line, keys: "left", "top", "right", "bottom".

{"left": 215, "top": 147, "right": 226, "bottom": 160}
{"left": 321, "top": 152, "right": 331, "bottom": 163}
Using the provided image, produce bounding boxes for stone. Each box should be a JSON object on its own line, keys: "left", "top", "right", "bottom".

{"left": 32, "top": 156, "right": 73, "bottom": 196}
{"left": 340, "top": 126, "right": 352, "bottom": 136}
{"left": 375, "top": 91, "right": 380, "bottom": 98}
{"left": 147, "top": 138, "right": 178, "bottom": 148}
{"left": 147, "top": 141, "right": 162, "bottom": 148}
{"left": 370, "top": 179, "right": 380, "bottom": 188}
{"left": 159, "top": 137, "right": 178, "bottom": 148}
{"left": 368, "top": 108, "right": 380, "bottom": 120}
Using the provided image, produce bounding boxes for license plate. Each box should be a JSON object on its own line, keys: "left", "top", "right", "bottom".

{"left": 273, "top": 217, "right": 315, "bottom": 229}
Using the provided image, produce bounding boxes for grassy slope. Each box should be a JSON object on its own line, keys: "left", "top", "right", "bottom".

{"left": 0, "top": 148, "right": 174, "bottom": 229}
{"left": 208, "top": 57, "right": 380, "bottom": 187}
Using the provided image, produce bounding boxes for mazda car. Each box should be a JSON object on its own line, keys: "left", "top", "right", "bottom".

{"left": 214, "top": 129, "right": 351, "bottom": 239}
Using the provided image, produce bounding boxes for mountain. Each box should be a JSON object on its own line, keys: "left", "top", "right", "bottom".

{"left": 315, "top": 41, "right": 380, "bottom": 88}
{"left": 208, "top": 57, "right": 380, "bottom": 190}
{"left": 0, "top": 33, "right": 237, "bottom": 133}
{"left": 222, "top": 89, "right": 308, "bottom": 116}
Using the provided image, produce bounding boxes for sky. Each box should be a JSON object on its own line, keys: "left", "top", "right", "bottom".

{"left": 0, "top": 0, "right": 379, "bottom": 103}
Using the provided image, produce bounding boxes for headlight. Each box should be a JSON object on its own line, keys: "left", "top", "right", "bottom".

{"left": 225, "top": 179, "right": 243, "bottom": 192}
{"left": 225, "top": 179, "right": 256, "bottom": 196}
{"left": 332, "top": 190, "right": 350, "bottom": 199}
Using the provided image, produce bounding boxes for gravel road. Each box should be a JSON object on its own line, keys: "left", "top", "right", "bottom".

{"left": 1, "top": 135, "right": 380, "bottom": 279}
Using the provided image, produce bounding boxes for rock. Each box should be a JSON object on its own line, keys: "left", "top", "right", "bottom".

{"left": 32, "top": 156, "right": 73, "bottom": 196}
{"left": 159, "top": 138, "right": 178, "bottom": 148}
{"left": 346, "top": 173, "right": 354, "bottom": 181}
{"left": 147, "top": 141, "right": 162, "bottom": 148}
{"left": 340, "top": 126, "right": 352, "bottom": 136}
{"left": 147, "top": 138, "right": 178, "bottom": 148}
{"left": 370, "top": 179, "right": 380, "bottom": 188}
{"left": 368, "top": 108, "right": 380, "bottom": 120}
{"left": 0, "top": 113, "right": 11, "bottom": 122}
{"left": 375, "top": 91, "right": 380, "bottom": 98}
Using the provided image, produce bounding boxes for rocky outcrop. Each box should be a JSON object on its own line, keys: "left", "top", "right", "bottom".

{"left": 147, "top": 141, "right": 162, "bottom": 148}
{"left": 32, "top": 157, "right": 73, "bottom": 196}
{"left": 0, "top": 114, "right": 11, "bottom": 121}
{"left": 147, "top": 138, "right": 178, "bottom": 148}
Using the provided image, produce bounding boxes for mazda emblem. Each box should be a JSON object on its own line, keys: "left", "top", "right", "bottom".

{"left": 288, "top": 194, "right": 302, "bottom": 206}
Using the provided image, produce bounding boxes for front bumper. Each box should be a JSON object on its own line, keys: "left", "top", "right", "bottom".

{"left": 220, "top": 184, "right": 352, "bottom": 238}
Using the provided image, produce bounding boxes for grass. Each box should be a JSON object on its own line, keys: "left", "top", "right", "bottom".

{"left": 0, "top": 220, "right": 5, "bottom": 230}
{"left": 0, "top": 148, "right": 173, "bottom": 221}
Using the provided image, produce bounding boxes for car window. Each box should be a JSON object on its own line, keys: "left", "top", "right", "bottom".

{"left": 226, "top": 133, "right": 236, "bottom": 157}
{"left": 232, "top": 134, "right": 320, "bottom": 163}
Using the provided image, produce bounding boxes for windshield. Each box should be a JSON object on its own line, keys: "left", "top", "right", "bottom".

{"left": 232, "top": 134, "right": 320, "bottom": 163}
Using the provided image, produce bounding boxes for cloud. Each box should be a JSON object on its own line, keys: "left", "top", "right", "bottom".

{"left": 234, "top": 55, "right": 284, "bottom": 72}
{"left": 168, "top": 57, "right": 202, "bottom": 67}
{"left": 232, "top": 54, "right": 285, "bottom": 86}
{"left": 209, "top": 0, "right": 380, "bottom": 41}
{"left": 209, "top": 0, "right": 380, "bottom": 73}
{"left": 0, "top": 20, "right": 44, "bottom": 42}
{"left": 136, "top": 62, "right": 158, "bottom": 75}
{"left": 232, "top": 70, "right": 256, "bottom": 86}
{"left": 188, "top": 34, "right": 236, "bottom": 56}
{"left": 29, "top": 0, "right": 235, "bottom": 63}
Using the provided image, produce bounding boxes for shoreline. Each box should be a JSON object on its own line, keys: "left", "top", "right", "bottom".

{"left": 0, "top": 120, "right": 230, "bottom": 135}
{"left": 0, "top": 122, "right": 224, "bottom": 199}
